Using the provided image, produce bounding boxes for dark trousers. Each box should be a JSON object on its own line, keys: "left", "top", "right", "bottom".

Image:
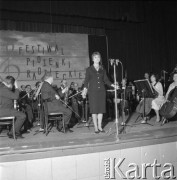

{"left": 23, "top": 104, "right": 34, "bottom": 131}
{"left": 47, "top": 100, "right": 72, "bottom": 127}
{"left": 71, "top": 98, "right": 80, "bottom": 120}
{"left": 0, "top": 108, "right": 26, "bottom": 134}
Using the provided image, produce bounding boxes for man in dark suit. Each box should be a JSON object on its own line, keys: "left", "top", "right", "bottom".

{"left": 41, "top": 73, "right": 73, "bottom": 132}
{"left": 0, "top": 76, "right": 26, "bottom": 138}
{"left": 18, "top": 85, "right": 34, "bottom": 133}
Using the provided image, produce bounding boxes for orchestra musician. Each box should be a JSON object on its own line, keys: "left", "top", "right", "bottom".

{"left": 165, "top": 71, "right": 177, "bottom": 99}
{"left": 144, "top": 72, "right": 150, "bottom": 80}
{"left": 58, "top": 79, "right": 69, "bottom": 105}
{"left": 0, "top": 76, "right": 26, "bottom": 139}
{"left": 69, "top": 82, "right": 81, "bottom": 121}
{"left": 18, "top": 84, "right": 34, "bottom": 133}
{"left": 31, "top": 81, "right": 42, "bottom": 122}
{"left": 159, "top": 71, "right": 177, "bottom": 124}
{"left": 41, "top": 73, "right": 73, "bottom": 132}
{"left": 147, "top": 73, "right": 165, "bottom": 123}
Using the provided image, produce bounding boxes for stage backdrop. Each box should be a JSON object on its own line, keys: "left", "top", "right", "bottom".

{"left": 0, "top": 31, "right": 89, "bottom": 87}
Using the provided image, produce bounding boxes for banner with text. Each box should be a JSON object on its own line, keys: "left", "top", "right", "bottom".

{"left": 0, "top": 31, "right": 89, "bottom": 87}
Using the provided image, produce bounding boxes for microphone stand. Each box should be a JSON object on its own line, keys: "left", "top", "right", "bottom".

{"left": 107, "top": 59, "right": 119, "bottom": 141}
{"left": 163, "top": 70, "right": 166, "bottom": 92}
{"left": 113, "top": 61, "right": 119, "bottom": 140}
{"left": 162, "top": 70, "right": 168, "bottom": 94}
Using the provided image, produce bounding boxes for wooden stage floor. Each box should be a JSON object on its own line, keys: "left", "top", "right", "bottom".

{"left": 0, "top": 112, "right": 177, "bottom": 157}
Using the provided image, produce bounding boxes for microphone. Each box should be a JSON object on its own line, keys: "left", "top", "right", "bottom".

{"left": 109, "top": 59, "right": 121, "bottom": 66}
{"left": 162, "top": 70, "right": 168, "bottom": 73}
{"left": 116, "top": 59, "right": 120, "bottom": 65}
{"left": 109, "top": 59, "right": 114, "bottom": 66}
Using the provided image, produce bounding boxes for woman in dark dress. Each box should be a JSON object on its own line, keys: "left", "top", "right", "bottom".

{"left": 82, "top": 52, "right": 116, "bottom": 133}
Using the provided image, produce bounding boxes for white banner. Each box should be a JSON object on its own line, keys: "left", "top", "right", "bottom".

{"left": 0, "top": 31, "right": 89, "bottom": 87}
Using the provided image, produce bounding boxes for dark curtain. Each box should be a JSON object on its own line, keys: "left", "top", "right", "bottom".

{"left": 0, "top": 1, "right": 177, "bottom": 83}
{"left": 106, "top": 2, "right": 177, "bottom": 82}
{"left": 88, "top": 35, "right": 108, "bottom": 70}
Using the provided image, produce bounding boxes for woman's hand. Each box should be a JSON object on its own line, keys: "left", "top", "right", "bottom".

{"left": 55, "top": 94, "right": 60, "bottom": 100}
{"left": 111, "top": 84, "right": 119, "bottom": 89}
{"left": 81, "top": 88, "right": 87, "bottom": 99}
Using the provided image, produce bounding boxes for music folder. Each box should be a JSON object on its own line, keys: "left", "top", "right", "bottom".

{"left": 134, "top": 79, "right": 155, "bottom": 98}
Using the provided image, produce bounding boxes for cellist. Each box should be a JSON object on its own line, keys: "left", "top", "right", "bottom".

{"left": 165, "top": 71, "right": 177, "bottom": 100}
{"left": 159, "top": 71, "right": 177, "bottom": 123}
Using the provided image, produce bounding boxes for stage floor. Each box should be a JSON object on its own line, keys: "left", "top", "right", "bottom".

{"left": 0, "top": 112, "right": 177, "bottom": 157}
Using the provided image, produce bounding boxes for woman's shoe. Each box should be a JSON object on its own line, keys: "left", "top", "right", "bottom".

{"left": 98, "top": 129, "right": 105, "bottom": 133}
{"left": 95, "top": 130, "right": 99, "bottom": 134}
{"left": 156, "top": 117, "right": 161, "bottom": 123}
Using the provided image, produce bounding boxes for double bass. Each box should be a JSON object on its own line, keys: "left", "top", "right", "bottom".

{"left": 160, "top": 86, "right": 177, "bottom": 119}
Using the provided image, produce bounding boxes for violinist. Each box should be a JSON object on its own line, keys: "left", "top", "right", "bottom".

{"left": 58, "top": 79, "right": 69, "bottom": 105}
{"left": 18, "top": 84, "right": 34, "bottom": 133}
{"left": 41, "top": 73, "right": 73, "bottom": 132}
{"left": 0, "top": 76, "right": 26, "bottom": 138}
{"left": 32, "top": 81, "right": 42, "bottom": 122}
{"left": 150, "top": 73, "right": 165, "bottom": 123}
{"left": 69, "top": 82, "right": 81, "bottom": 121}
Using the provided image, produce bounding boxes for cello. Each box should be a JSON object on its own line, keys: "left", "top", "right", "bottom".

{"left": 136, "top": 81, "right": 159, "bottom": 116}
{"left": 160, "top": 86, "right": 177, "bottom": 119}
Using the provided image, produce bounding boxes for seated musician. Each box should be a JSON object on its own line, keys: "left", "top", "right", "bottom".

{"left": 18, "top": 84, "right": 34, "bottom": 133}
{"left": 144, "top": 72, "right": 150, "bottom": 80}
{"left": 0, "top": 76, "right": 26, "bottom": 138}
{"left": 32, "top": 81, "right": 42, "bottom": 122}
{"left": 165, "top": 71, "right": 177, "bottom": 100}
{"left": 69, "top": 82, "right": 81, "bottom": 122}
{"left": 58, "top": 79, "right": 69, "bottom": 102}
{"left": 20, "top": 85, "right": 26, "bottom": 92}
{"left": 41, "top": 73, "right": 73, "bottom": 132}
{"left": 119, "top": 78, "right": 130, "bottom": 120}
{"left": 160, "top": 71, "right": 177, "bottom": 123}
{"left": 149, "top": 73, "right": 165, "bottom": 123}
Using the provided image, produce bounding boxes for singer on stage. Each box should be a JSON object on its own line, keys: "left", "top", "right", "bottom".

{"left": 82, "top": 52, "right": 116, "bottom": 133}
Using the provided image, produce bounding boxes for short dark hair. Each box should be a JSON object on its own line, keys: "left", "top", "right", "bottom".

{"left": 25, "top": 84, "right": 31, "bottom": 88}
{"left": 5, "top": 76, "right": 15, "bottom": 85}
{"left": 5, "top": 76, "right": 15, "bottom": 92}
{"left": 150, "top": 73, "right": 159, "bottom": 81}
{"left": 35, "top": 81, "right": 41, "bottom": 87}
{"left": 172, "top": 71, "right": 177, "bottom": 77}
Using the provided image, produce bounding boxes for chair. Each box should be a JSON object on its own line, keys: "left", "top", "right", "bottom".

{"left": 0, "top": 116, "right": 16, "bottom": 140}
{"left": 42, "top": 99, "right": 65, "bottom": 136}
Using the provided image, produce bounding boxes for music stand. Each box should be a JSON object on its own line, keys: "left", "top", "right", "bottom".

{"left": 134, "top": 79, "right": 154, "bottom": 126}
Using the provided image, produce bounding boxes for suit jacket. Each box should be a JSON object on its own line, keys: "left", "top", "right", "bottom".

{"left": 41, "top": 81, "right": 64, "bottom": 112}
{"left": 41, "top": 81, "right": 57, "bottom": 101}
{"left": 84, "top": 65, "right": 112, "bottom": 92}
{"left": 0, "top": 82, "right": 19, "bottom": 109}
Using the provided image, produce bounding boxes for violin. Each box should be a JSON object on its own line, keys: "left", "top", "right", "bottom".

{"left": 160, "top": 86, "right": 177, "bottom": 119}
{"left": 60, "top": 84, "right": 70, "bottom": 106}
